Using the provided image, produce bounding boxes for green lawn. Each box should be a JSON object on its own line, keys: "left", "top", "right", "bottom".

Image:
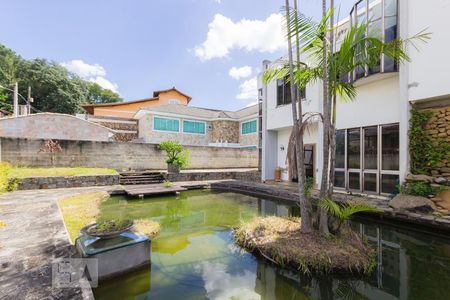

{"left": 11, "top": 167, "right": 118, "bottom": 178}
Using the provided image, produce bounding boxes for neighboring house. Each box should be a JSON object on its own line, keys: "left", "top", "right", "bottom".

{"left": 259, "top": 0, "right": 450, "bottom": 195}
{"left": 0, "top": 113, "right": 113, "bottom": 141}
{"left": 81, "top": 87, "right": 192, "bottom": 118}
{"left": 134, "top": 104, "right": 259, "bottom": 148}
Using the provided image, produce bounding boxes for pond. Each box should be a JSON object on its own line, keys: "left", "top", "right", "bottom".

{"left": 93, "top": 190, "right": 450, "bottom": 300}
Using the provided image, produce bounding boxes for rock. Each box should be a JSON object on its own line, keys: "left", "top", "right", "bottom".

{"left": 440, "top": 167, "right": 450, "bottom": 173}
{"left": 435, "top": 177, "right": 447, "bottom": 184}
{"left": 405, "top": 174, "right": 434, "bottom": 183}
{"left": 389, "top": 194, "right": 436, "bottom": 213}
{"left": 432, "top": 197, "right": 443, "bottom": 203}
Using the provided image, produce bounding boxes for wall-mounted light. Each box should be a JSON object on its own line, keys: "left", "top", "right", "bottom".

{"left": 280, "top": 145, "right": 285, "bottom": 151}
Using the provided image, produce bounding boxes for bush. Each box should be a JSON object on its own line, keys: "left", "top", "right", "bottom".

{"left": 304, "top": 176, "right": 314, "bottom": 197}
{"left": 163, "top": 181, "right": 173, "bottom": 188}
{"left": 401, "top": 181, "right": 436, "bottom": 197}
{"left": 158, "top": 141, "right": 190, "bottom": 169}
{"left": 0, "top": 162, "right": 20, "bottom": 193}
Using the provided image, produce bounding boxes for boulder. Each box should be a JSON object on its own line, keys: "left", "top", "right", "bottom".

{"left": 434, "top": 177, "right": 448, "bottom": 184}
{"left": 436, "top": 190, "right": 450, "bottom": 210}
{"left": 405, "top": 174, "right": 434, "bottom": 183}
{"left": 389, "top": 194, "right": 436, "bottom": 213}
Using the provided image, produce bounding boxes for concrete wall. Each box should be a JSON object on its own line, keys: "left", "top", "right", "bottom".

{"left": 0, "top": 113, "right": 112, "bottom": 142}
{"left": 0, "top": 137, "right": 258, "bottom": 170}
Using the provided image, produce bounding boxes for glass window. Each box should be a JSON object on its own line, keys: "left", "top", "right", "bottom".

{"left": 382, "top": 124, "right": 399, "bottom": 170}
{"left": 364, "top": 173, "right": 377, "bottom": 192}
{"left": 153, "top": 116, "right": 179, "bottom": 132}
{"left": 183, "top": 120, "right": 205, "bottom": 134}
{"left": 381, "top": 174, "right": 399, "bottom": 194}
{"left": 349, "top": 172, "right": 360, "bottom": 190}
{"left": 384, "top": 0, "right": 398, "bottom": 72}
{"left": 277, "top": 77, "right": 292, "bottom": 106}
{"left": 364, "top": 126, "right": 378, "bottom": 169}
{"left": 347, "top": 128, "right": 361, "bottom": 169}
{"left": 336, "top": 130, "right": 345, "bottom": 168}
{"left": 368, "top": 0, "right": 382, "bottom": 74}
{"left": 334, "top": 171, "right": 345, "bottom": 188}
{"left": 241, "top": 120, "right": 257, "bottom": 134}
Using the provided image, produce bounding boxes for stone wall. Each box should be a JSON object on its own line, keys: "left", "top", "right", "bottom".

{"left": 210, "top": 120, "right": 239, "bottom": 143}
{"left": 0, "top": 113, "right": 112, "bottom": 141}
{"left": 18, "top": 174, "right": 119, "bottom": 190}
{"left": 0, "top": 137, "right": 258, "bottom": 170}
{"left": 239, "top": 132, "right": 258, "bottom": 147}
{"left": 165, "top": 170, "right": 260, "bottom": 182}
{"left": 423, "top": 105, "right": 450, "bottom": 177}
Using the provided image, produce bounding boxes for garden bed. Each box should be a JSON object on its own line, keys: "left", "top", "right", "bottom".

{"left": 234, "top": 216, "right": 375, "bottom": 275}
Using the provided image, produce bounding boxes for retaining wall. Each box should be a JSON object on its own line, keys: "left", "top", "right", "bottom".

{"left": 165, "top": 170, "right": 261, "bottom": 182}
{"left": 0, "top": 137, "right": 258, "bottom": 170}
{"left": 18, "top": 174, "right": 119, "bottom": 190}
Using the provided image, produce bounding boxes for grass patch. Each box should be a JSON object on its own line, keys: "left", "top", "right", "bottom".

{"left": 58, "top": 192, "right": 110, "bottom": 243}
{"left": 234, "top": 216, "right": 375, "bottom": 275}
{"left": 11, "top": 167, "right": 118, "bottom": 178}
{"left": 58, "top": 192, "right": 161, "bottom": 243}
{"left": 135, "top": 219, "right": 161, "bottom": 238}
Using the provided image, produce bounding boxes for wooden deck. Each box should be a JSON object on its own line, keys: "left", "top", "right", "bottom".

{"left": 123, "top": 183, "right": 188, "bottom": 197}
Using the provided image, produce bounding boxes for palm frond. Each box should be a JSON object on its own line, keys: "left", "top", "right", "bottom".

{"left": 319, "top": 198, "right": 380, "bottom": 221}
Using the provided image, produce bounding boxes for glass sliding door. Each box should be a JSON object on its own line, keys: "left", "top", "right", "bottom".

{"left": 363, "top": 126, "right": 378, "bottom": 193}
{"left": 347, "top": 128, "right": 361, "bottom": 191}
{"left": 381, "top": 124, "right": 400, "bottom": 195}
{"left": 334, "top": 123, "right": 399, "bottom": 195}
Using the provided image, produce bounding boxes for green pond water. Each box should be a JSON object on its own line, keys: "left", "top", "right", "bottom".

{"left": 93, "top": 190, "right": 450, "bottom": 300}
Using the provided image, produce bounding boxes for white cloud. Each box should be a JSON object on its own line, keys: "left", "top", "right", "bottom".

{"left": 195, "top": 13, "right": 285, "bottom": 61}
{"left": 229, "top": 66, "right": 252, "bottom": 80}
{"left": 60, "top": 59, "right": 119, "bottom": 93}
{"left": 236, "top": 77, "right": 257, "bottom": 104}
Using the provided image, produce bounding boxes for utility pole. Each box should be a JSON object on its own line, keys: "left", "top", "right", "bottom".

{"left": 27, "top": 86, "right": 32, "bottom": 115}
{"left": 13, "top": 82, "right": 18, "bottom": 117}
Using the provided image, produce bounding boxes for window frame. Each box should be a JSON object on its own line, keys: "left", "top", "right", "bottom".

{"left": 182, "top": 119, "right": 207, "bottom": 135}
{"left": 153, "top": 115, "right": 180, "bottom": 133}
{"left": 241, "top": 119, "right": 258, "bottom": 135}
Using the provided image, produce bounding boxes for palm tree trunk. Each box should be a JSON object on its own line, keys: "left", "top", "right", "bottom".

{"left": 318, "top": 0, "right": 330, "bottom": 235}
{"left": 327, "top": 0, "right": 336, "bottom": 199}
{"left": 285, "top": 0, "right": 312, "bottom": 233}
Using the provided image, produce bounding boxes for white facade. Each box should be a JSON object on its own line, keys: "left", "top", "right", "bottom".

{"left": 260, "top": 0, "right": 450, "bottom": 195}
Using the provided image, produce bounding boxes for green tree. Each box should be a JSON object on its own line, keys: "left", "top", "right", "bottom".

{"left": 86, "top": 82, "right": 121, "bottom": 104}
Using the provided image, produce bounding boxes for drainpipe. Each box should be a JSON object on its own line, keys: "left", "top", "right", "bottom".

{"left": 398, "top": 0, "right": 410, "bottom": 182}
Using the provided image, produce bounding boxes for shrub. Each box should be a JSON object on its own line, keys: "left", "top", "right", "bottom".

{"left": 401, "top": 181, "right": 435, "bottom": 197}
{"left": 304, "top": 176, "right": 314, "bottom": 197}
{"left": 0, "top": 162, "right": 20, "bottom": 193}
{"left": 163, "top": 181, "right": 173, "bottom": 188}
{"left": 158, "top": 141, "right": 190, "bottom": 169}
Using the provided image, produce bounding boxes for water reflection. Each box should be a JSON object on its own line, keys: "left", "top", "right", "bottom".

{"left": 94, "top": 190, "right": 450, "bottom": 300}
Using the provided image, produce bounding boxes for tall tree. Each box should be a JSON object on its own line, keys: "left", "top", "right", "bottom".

{"left": 285, "top": 0, "right": 312, "bottom": 233}
{"left": 86, "top": 82, "right": 122, "bottom": 104}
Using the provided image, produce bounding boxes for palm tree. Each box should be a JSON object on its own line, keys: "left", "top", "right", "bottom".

{"left": 265, "top": 4, "right": 429, "bottom": 235}
{"left": 284, "top": 0, "right": 312, "bottom": 233}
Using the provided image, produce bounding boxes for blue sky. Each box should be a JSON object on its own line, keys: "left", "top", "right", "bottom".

{"left": 1, "top": 0, "right": 354, "bottom": 111}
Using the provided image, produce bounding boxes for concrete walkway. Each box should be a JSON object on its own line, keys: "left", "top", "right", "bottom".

{"left": 0, "top": 186, "right": 121, "bottom": 300}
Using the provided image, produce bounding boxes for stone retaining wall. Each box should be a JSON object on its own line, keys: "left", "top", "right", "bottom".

{"left": 18, "top": 175, "right": 119, "bottom": 190}
{"left": 0, "top": 137, "right": 258, "bottom": 170}
{"left": 165, "top": 170, "right": 260, "bottom": 182}
{"left": 423, "top": 105, "right": 450, "bottom": 177}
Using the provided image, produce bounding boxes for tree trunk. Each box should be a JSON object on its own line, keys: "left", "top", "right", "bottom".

{"left": 318, "top": 0, "right": 330, "bottom": 235}
{"left": 285, "top": 0, "right": 312, "bottom": 233}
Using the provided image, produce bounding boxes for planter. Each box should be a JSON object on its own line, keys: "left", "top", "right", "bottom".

{"left": 168, "top": 163, "right": 180, "bottom": 173}
{"left": 81, "top": 220, "right": 134, "bottom": 239}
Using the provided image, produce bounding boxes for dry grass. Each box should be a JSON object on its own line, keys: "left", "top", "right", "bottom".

{"left": 135, "top": 219, "right": 161, "bottom": 238}
{"left": 58, "top": 192, "right": 110, "bottom": 243}
{"left": 11, "top": 167, "right": 117, "bottom": 178}
{"left": 0, "top": 220, "right": 6, "bottom": 229}
{"left": 234, "top": 216, "right": 375, "bottom": 275}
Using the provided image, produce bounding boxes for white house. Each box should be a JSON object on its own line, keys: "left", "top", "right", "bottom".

{"left": 259, "top": 0, "right": 450, "bottom": 195}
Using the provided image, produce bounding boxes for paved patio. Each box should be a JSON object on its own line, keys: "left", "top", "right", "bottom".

{"left": 0, "top": 186, "right": 121, "bottom": 300}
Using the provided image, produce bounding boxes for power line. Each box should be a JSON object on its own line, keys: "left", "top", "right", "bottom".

{"left": 0, "top": 84, "right": 43, "bottom": 113}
